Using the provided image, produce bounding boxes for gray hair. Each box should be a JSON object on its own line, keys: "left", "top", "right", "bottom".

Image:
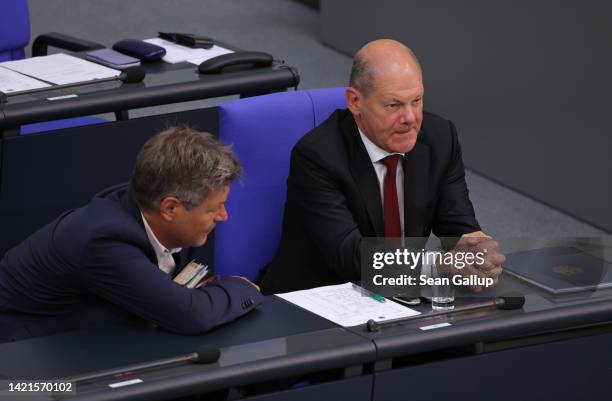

{"left": 349, "top": 46, "right": 422, "bottom": 95}
{"left": 349, "top": 51, "right": 377, "bottom": 95}
{"left": 131, "top": 126, "right": 241, "bottom": 211}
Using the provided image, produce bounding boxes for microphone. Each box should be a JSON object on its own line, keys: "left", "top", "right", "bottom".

{"left": 367, "top": 293, "right": 525, "bottom": 332}
{"left": 1, "top": 66, "right": 146, "bottom": 100}
{"left": 116, "top": 66, "right": 146, "bottom": 83}
{"left": 66, "top": 344, "right": 220, "bottom": 383}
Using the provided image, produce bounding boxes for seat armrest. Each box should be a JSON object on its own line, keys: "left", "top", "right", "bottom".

{"left": 32, "top": 32, "right": 104, "bottom": 56}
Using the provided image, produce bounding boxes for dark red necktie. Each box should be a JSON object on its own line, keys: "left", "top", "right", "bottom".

{"left": 381, "top": 155, "right": 402, "bottom": 237}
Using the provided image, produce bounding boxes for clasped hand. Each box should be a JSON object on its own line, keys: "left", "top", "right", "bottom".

{"left": 438, "top": 231, "right": 505, "bottom": 292}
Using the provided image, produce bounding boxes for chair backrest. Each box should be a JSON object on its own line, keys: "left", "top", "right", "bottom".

{"left": 0, "top": 0, "right": 30, "bottom": 62}
{"left": 215, "top": 88, "right": 346, "bottom": 279}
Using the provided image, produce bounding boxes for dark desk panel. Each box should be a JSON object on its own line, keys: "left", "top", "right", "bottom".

{"left": 349, "top": 274, "right": 612, "bottom": 359}
{"left": 373, "top": 331, "right": 612, "bottom": 401}
{"left": 0, "top": 49, "right": 299, "bottom": 134}
{"left": 67, "top": 329, "right": 372, "bottom": 401}
{"left": 347, "top": 273, "right": 612, "bottom": 400}
{"left": 0, "top": 67, "right": 298, "bottom": 130}
{"left": 0, "top": 296, "right": 339, "bottom": 379}
{"left": 243, "top": 375, "right": 372, "bottom": 401}
{"left": 2, "top": 276, "right": 611, "bottom": 400}
{"left": 0, "top": 296, "right": 376, "bottom": 401}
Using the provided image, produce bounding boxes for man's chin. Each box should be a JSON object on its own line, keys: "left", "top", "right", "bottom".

{"left": 195, "top": 234, "right": 209, "bottom": 248}
{"left": 390, "top": 140, "right": 417, "bottom": 153}
{"left": 389, "top": 132, "right": 418, "bottom": 153}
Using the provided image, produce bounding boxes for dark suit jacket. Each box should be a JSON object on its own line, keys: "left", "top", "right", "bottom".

{"left": 261, "top": 109, "right": 480, "bottom": 294}
{"left": 0, "top": 185, "right": 262, "bottom": 342}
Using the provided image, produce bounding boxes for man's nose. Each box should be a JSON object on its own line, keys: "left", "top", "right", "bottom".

{"left": 216, "top": 206, "right": 229, "bottom": 222}
{"left": 399, "top": 106, "right": 416, "bottom": 124}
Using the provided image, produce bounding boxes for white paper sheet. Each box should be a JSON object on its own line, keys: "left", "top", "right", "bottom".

{"left": 144, "top": 38, "right": 233, "bottom": 64}
{"left": 0, "top": 53, "right": 120, "bottom": 85}
{"left": 276, "top": 283, "right": 420, "bottom": 327}
{"left": 184, "top": 45, "right": 234, "bottom": 65}
{"left": 0, "top": 65, "right": 51, "bottom": 93}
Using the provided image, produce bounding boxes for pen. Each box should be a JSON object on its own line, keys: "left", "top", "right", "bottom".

{"left": 158, "top": 32, "right": 214, "bottom": 49}
{"left": 351, "top": 283, "right": 386, "bottom": 302}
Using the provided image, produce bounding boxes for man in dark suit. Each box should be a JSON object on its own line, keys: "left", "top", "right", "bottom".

{"left": 0, "top": 127, "right": 262, "bottom": 342}
{"left": 261, "top": 39, "right": 504, "bottom": 295}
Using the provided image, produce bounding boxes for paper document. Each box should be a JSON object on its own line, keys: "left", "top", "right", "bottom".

{"left": 276, "top": 282, "right": 420, "bottom": 327}
{"left": 144, "top": 38, "right": 233, "bottom": 64}
{"left": 0, "top": 53, "right": 120, "bottom": 85}
{"left": 184, "top": 45, "right": 234, "bottom": 65}
{"left": 173, "top": 260, "right": 208, "bottom": 288}
{"left": 0, "top": 65, "right": 51, "bottom": 93}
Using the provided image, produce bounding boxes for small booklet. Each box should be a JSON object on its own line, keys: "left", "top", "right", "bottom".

{"left": 173, "top": 260, "right": 209, "bottom": 289}
{"left": 86, "top": 48, "right": 141, "bottom": 69}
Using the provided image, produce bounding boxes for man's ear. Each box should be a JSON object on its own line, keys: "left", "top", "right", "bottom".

{"left": 345, "top": 87, "right": 362, "bottom": 117}
{"left": 158, "top": 196, "right": 181, "bottom": 222}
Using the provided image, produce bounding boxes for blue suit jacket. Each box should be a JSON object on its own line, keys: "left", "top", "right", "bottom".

{"left": 0, "top": 185, "right": 262, "bottom": 342}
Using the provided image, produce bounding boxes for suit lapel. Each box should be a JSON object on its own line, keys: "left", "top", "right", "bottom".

{"left": 120, "top": 187, "right": 158, "bottom": 265}
{"left": 403, "top": 140, "right": 430, "bottom": 237}
{"left": 342, "top": 113, "right": 385, "bottom": 236}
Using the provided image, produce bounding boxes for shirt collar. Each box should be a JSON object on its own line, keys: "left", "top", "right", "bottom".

{"left": 141, "top": 213, "right": 182, "bottom": 257}
{"left": 358, "top": 128, "right": 404, "bottom": 163}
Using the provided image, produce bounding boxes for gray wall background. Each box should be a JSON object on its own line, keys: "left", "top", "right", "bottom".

{"left": 321, "top": 0, "right": 612, "bottom": 232}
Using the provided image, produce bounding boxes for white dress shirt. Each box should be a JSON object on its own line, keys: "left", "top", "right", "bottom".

{"left": 358, "top": 129, "right": 405, "bottom": 236}
{"left": 358, "top": 130, "right": 433, "bottom": 281}
{"left": 141, "top": 213, "right": 182, "bottom": 275}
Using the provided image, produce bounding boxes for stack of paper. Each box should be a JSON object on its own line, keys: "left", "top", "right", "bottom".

{"left": 276, "top": 283, "right": 420, "bottom": 327}
{"left": 0, "top": 65, "right": 51, "bottom": 93}
{"left": 143, "top": 38, "right": 233, "bottom": 65}
{"left": 0, "top": 53, "right": 120, "bottom": 86}
{"left": 174, "top": 260, "right": 209, "bottom": 288}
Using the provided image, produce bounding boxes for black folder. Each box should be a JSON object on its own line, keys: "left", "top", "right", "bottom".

{"left": 504, "top": 246, "right": 612, "bottom": 294}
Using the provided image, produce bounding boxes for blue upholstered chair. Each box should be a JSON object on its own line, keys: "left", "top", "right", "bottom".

{"left": 215, "top": 87, "right": 346, "bottom": 279}
{"left": 0, "top": 0, "right": 106, "bottom": 135}
{"left": 0, "top": 0, "right": 30, "bottom": 62}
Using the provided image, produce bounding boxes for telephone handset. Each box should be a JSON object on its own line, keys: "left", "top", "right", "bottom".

{"left": 198, "top": 51, "right": 273, "bottom": 74}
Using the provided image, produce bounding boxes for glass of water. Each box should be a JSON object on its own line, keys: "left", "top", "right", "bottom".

{"left": 431, "top": 265, "right": 455, "bottom": 310}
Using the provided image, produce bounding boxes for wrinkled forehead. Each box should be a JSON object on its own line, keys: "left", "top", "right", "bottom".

{"left": 367, "top": 72, "right": 424, "bottom": 101}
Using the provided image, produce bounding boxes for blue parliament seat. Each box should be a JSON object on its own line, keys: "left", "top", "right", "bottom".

{"left": 0, "top": 0, "right": 106, "bottom": 135}
{"left": 0, "top": 0, "right": 30, "bottom": 62}
{"left": 215, "top": 87, "right": 346, "bottom": 279}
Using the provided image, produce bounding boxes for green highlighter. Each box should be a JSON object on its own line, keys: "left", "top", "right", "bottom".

{"left": 352, "top": 282, "right": 386, "bottom": 302}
